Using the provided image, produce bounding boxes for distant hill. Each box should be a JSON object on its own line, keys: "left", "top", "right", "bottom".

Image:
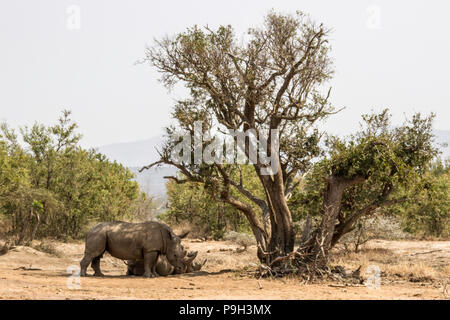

{"left": 129, "top": 165, "right": 177, "bottom": 198}
{"left": 96, "top": 134, "right": 176, "bottom": 198}
{"left": 97, "top": 135, "right": 164, "bottom": 168}
{"left": 96, "top": 130, "right": 450, "bottom": 198}
{"left": 435, "top": 130, "right": 450, "bottom": 159}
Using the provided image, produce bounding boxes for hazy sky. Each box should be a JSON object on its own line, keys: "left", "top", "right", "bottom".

{"left": 1, "top": 0, "right": 449, "bottom": 148}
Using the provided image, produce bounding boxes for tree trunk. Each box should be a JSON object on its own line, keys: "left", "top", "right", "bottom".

{"left": 222, "top": 195, "right": 269, "bottom": 262}
{"left": 30, "top": 212, "right": 41, "bottom": 244}
{"left": 265, "top": 190, "right": 295, "bottom": 259}
{"left": 304, "top": 175, "right": 365, "bottom": 268}
{"left": 259, "top": 170, "right": 296, "bottom": 263}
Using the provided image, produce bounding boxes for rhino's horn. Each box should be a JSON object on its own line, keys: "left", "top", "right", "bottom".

{"left": 187, "top": 251, "right": 198, "bottom": 258}
{"left": 177, "top": 231, "right": 190, "bottom": 239}
{"left": 183, "top": 251, "right": 198, "bottom": 264}
{"left": 192, "top": 259, "right": 207, "bottom": 271}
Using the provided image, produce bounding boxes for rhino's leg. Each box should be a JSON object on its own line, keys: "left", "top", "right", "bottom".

{"left": 80, "top": 231, "right": 107, "bottom": 277}
{"left": 143, "top": 251, "right": 159, "bottom": 278}
{"left": 80, "top": 254, "right": 93, "bottom": 277}
{"left": 126, "top": 260, "right": 142, "bottom": 276}
{"left": 91, "top": 256, "right": 104, "bottom": 277}
{"left": 126, "top": 261, "right": 135, "bottom": 276}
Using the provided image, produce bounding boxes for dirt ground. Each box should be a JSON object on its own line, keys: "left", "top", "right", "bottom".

{"left": 0, "top": 239, "right": 448, "bottom": 300}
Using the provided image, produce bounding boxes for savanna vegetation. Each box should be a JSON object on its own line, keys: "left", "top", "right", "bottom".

{"left": 0, "top": 111, "right": 143, "bottom": 244}
{"left": 141, "top": 10, "right": 449, "bottom": 274}
{"left": 161, "top": 110, "right": 449, "bottom": 244}
{"left": 0, "top": 10, "right": 447, "bottom": 279}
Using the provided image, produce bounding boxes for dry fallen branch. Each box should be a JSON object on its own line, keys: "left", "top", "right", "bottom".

{"left": 257, "top": 281, "right": 263, "bottom": 289}
{"left": 13, "top": 265, "right": 41, "bottom": 271}
{"left": 328, "top": 284, "right": 365, "bottom": 288}
{"left": 409, "top": 250, "right": 442, "bottom": 256}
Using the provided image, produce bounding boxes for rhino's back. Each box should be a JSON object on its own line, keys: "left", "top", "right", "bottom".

{"left": 87, "top": 221, "right": 166, "bottom": 236}
{"left": 85, "top": 221, "right": 170, "bottom": 260}
{"left": 105, "top": 221, "right": 167, "bottom": 260}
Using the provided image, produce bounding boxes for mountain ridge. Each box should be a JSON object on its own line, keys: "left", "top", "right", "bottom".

{"left": 97, "top": 130, "right": 450, "bottom": 197}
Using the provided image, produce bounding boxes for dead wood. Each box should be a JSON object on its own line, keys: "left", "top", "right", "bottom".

{"left": 409, "top": 250, "right": 442, "bottom": 256}
{"left": 13, "top": 265, "right": 42, "bottom": 271}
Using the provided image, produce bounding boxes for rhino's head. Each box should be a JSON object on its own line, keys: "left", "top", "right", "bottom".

{"left": 173, "top": 250, "right": 199, "bottom": 274}
{"left": 189, "top": 257, "right": 206, "bottom": 272}
{"left": 165, "top": 232, "right": 189, "bottom": 271}
{"left": 184, "top": 251, "right": 207, "bottom": 273}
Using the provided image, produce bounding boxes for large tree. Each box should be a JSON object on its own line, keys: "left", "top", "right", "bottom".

{"left": 142, "top": 11, "right": 332, "bottom": 263}
{"left": 141, "top": 11, "right": 437, "bottom": 272}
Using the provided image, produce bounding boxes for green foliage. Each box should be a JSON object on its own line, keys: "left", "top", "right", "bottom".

{"left": 288, "top": 163, "right": 326, "bottom": 222}
{"left": 163, "top": 108, "right": 445, "bottom": 241}
{"left": 129, "top": 192, "right": 159, "bottom": 222}
{"left": 0, "top": 111, "right": 139, "bottom": 242}
{"left": 161, "top": 181, "right": 244, "bottom": 239}
{"left": 393, "top": 159, "right": 450, "bottom": 237}
{"left": 161, "top": 165, "right": 264, "bottom": 239}
{"left": 289, "top": 110, "right": 443, "bottom": 238}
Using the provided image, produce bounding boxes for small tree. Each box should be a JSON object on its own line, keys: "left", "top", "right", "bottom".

{"left": 0, "top": 112, "right": 140, "bottom": 241}
{"left": 394, "top": 159, "right": 450, "bottom": 237}
{"left": 291, "top": 110, "right": 438, "bottom": 267}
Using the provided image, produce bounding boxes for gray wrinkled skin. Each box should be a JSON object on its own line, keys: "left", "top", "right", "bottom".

{"left": 80, "top": 221, "right": 187, "bottom": 278}
{"left": 126, "top": 251, "right": 205, "bottom": 276}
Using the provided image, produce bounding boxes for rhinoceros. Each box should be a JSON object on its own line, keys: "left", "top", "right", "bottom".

{"left": 125, "top": 251, "right": 206, "bottom": 276}
{"left": 80, "top": 221, "right": 189, "bottom": 278}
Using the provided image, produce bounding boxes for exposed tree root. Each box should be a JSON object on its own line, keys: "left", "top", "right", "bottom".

{"left": 241, "top": 253, "right": 364, "bottom": 284}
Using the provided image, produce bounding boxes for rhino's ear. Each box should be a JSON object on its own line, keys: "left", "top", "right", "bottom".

{"left": 177, "top": 231, "right": 190, "bottom": 239}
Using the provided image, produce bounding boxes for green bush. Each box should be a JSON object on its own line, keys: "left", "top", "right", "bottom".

{"left": 0, "top": 111, "right": 140, "bottom": 243}
{"left": 161, "top": 179, "right": 252, "bottom": 239}
{"left": 393, "top": 159, "right": 450, "bottom": 237}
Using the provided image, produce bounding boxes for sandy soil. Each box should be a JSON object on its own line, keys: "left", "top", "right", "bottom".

{"left": 0, "top": 239, "right": 448, "bottom": 300}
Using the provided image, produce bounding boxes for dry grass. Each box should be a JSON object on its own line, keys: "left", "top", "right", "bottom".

{"left": 0, "top": 238, "right": 448, "bottom": 299}
{"left": 385, "top": 262, "right": 437, "bottom": 282}
{"left": 31, "top": 241, "right": 61, "bottom": 257}
{"left": 181, "top": 240, "right": 260, "bottom": 273}
{"left": 189, "top": 238, "right": 449, "bottom": 285}
{"left": 330, "top": 240, "right": 449, "bottom": 284}
{"left": 223, "top": 231, "right": 256, "bottom": 248}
